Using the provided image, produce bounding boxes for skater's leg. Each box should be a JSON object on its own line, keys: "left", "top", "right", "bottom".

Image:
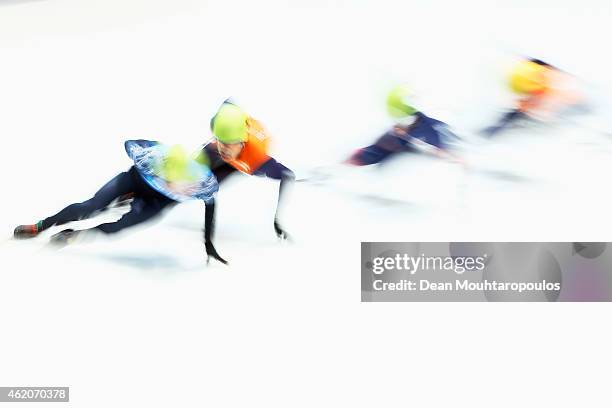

{"left": 346, "top": 144, "right": 394, "bottom": 166}
{"left": 94, "top": 195, "right": 176, "bottom": 234}
{"left": 41, "top": 167, "right": 138, "bottom": 230}
{"left": 15, "top": 167, "right": 139, "bottom": 239}
{"left": 345, "top": 131, "right": 409, "bottom": 166}
{"left": 50, "top": 176, "right": 177, "bottom": 244}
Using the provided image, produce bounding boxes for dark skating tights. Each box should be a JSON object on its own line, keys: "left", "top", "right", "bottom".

{"left": 41, "top": 166, "right": 175, "bottom": 233}
{"left": 348, "top": 130, "right": 416, "bottom": 166}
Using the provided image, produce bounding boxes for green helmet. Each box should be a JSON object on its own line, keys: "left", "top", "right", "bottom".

{"left": 160, "top": 144, "right": 196, "bottom": 183}
{"left": 211, "top": 103, "right": 248, "bottom": 144}
{"left": 386, "top": 85, "right": 417, "bottom": 118}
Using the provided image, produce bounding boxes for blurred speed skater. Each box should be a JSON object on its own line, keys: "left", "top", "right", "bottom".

{"left": 202, "top": 100, "right": 295, "bottom": 264}
{"left": 481, "top": 58, "right": 588, "bottom": 137}
{"left": 346, "top": 85, "right": 463, "bottom": 166}
{"left": 14, "top": 141, "right": 219, "bottom": 251}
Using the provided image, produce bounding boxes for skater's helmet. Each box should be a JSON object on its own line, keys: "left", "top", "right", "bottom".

{"left": 387, "top": 85, "right": 417, "bottom": 118}
{"left": 211, "top": 103, "right": 249, "bottom": 144}
{"left": 161, "top": 145, "right": 197, "bottom": 183}
{"left": 508, "top": 59, "right": 549, "bottom": 95}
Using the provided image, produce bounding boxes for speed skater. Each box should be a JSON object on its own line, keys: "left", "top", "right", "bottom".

{"left": 481, "top": 58, "right": 587, "bottom": 137}
{"left": 13, "top": 141, "right": 219, "bottom": 256}
{"left": 201, "top": 100, "right": 295, "bottom": 264}
{"left": 346, "top": 85, "right": 462, "bottom": 166}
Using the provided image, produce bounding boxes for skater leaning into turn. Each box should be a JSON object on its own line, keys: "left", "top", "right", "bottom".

{"left": 345, "top": 85, "right": 463, "bottom": 167}
{"left": 201, "top": 99, "right": 295, "bottom": 265}
{"left": 14, "top": 140, "right": 219, "bottom": 254}
{"left": 481, "top": 57, "right": 587, "bottom": 137}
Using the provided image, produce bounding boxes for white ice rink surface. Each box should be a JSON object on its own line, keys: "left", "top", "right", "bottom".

{"left": 2, "top": 1, "right": 612, "bottom": 407}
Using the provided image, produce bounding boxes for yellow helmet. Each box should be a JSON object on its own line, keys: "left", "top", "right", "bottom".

{"left": 386, "top": 84, "right": 417, "bottom": 118}
{"left": 161, "top": 145, "right": 196, "bottom": 182}
{"left": 508, "top": 60, "right": 549, "bottom": 95}
{"left": 211, "top": 103, "right": 249, "bottom": 144}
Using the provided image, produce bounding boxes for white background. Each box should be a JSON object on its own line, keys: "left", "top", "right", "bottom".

{"left": 1, "top": 0, "right": 612, "bottom": 406}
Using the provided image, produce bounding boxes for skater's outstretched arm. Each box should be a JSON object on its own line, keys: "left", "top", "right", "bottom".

{"left": 274, "top": 168, "right": 295, "bottom": 240}
{"left": 254, "top": 158, "right": 295, "bottom": 240}
{"left": 204, "top": 199, "right": 228, "bottom": 265}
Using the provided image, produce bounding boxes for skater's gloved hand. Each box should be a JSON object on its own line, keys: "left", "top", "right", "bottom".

{"left": 274, "top": 218, "right": 290, "bottom": 241}
{"left": 205, "top": 240, "right": 228, "bottom": 265}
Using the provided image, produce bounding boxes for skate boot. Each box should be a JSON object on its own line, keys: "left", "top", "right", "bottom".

{"left": 49, "top": 229, "right": 79, "bottom": 248}
{"left": 13, "top": 221, "right": 44, "bottom": 239}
